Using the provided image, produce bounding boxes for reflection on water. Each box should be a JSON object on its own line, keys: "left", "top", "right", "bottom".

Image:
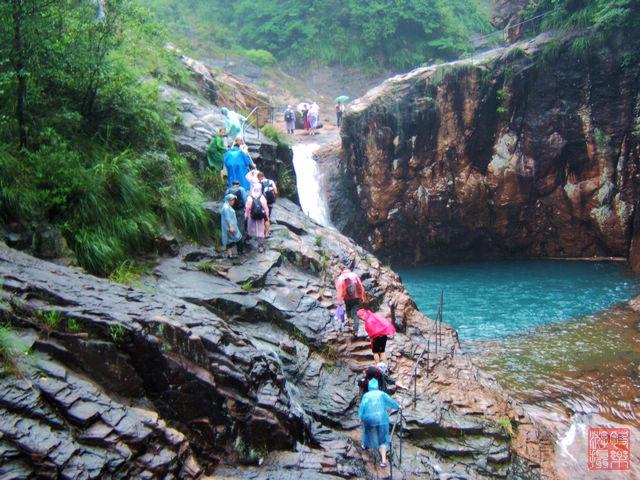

{"left": 468, "top": 305, "right": 640, "bottom": 426}
{"left": 468, "top": 305, "right": 640, "bottom": 479}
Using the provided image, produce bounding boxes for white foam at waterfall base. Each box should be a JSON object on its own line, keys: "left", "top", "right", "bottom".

{"left": 292, "top": 143, "right": 333, "bottom": 227}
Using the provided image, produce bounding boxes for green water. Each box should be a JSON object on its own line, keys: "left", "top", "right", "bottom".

{"left": 398, "top": 260, "right": 639, "bottom": 341}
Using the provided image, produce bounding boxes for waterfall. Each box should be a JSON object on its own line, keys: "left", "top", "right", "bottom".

{"left": 291, "top": 144, "right": 333, "bottom": 227}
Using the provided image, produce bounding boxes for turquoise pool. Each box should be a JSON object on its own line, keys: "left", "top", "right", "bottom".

{"left": 397, "top": 260, "right": 639, "bottom": 341}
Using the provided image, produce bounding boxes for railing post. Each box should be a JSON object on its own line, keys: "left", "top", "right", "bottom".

{"left": 439, "top": 289, "right": 443, "bottom": 347}
{"left": 425, "top": 338, "right": 430, "bottom": 375}
{"left": 413, "top": 350, "right": 425, "bottom": 407}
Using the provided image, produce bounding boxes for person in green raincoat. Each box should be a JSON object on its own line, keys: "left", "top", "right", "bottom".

{"left": 221, "top": 107, "right": 247, "bottom": 142}
{"left": 206, "top": 128, "right": 227, "bottom": 171}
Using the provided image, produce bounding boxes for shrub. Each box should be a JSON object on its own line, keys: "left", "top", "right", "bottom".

{"left": 109, "top": 260, "right": 149, "bottom": 289}
{"left": 497, "top": 416, "right": 517, "bottom": 438}
{"left": 66, "top": 318, "right": 81, "bottom": 333}
{"left": 198, "top": 168, "right": 227, "bottom": 200}
{"left": 261, "top": 124, "right": 288, "bottom": 148}
{"left": 242, "top": 49, "right": 276, "bottom": 66}
{"left": 277, "top": 167, "right": 297, "bottom": 200}
{"left": 36, "top": 309, "right": 63, "bottom": 334}
{"left": 160, "top": 175, "right": 210, "bottom": 242}
{"left": 0, "top": 148, "right": 39, "bottom": 222}
{"left": 0, "top": 144, "right": 210, "bottom": 276}
{"left": 0, "top": 324, "right": 29, "bottom": 377}
{"left": 109, "top": 324, "right": 125, "bottom": 342}
{"left": 196, "top": 260, "right": 216, "bottom": 273}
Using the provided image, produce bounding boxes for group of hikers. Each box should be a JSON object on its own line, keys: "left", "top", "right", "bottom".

{"left": 206, "top": 108, "right": 279, "bottom": 258}
{"left": 209, "top": 106, "right": 397, "bottom": 470}
{"left": 335, "top": 268, "right": 400, "bottom": 469}
{"left": 283, "top": 102, "right": 320, "bottom": 135}
{"left": 283, "top": 100, "right": 346, "bottom": 135}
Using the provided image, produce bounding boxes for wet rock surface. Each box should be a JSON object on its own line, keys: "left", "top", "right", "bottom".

{"left": 0, "top": 199, "right": 557, "bottom": 478}
{"left": 0, "top": 347, "right": 202, "bottom": 479}
{"left": 330, "top": 32, "right": 640, "bottom": 265}
{"left": 159, "top": 54, "right": 296, "bottom": 202}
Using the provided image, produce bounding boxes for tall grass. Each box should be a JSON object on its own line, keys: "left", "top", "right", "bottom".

{"left": 0, "top": 143, "right": 210, "bottom": 276}
{"left": 0, "top": 324, "right": 28, "bottom": 377}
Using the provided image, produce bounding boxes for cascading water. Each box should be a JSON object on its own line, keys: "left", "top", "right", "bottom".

{"left": 291, "top": 143, "right": 333, "bottom": 227}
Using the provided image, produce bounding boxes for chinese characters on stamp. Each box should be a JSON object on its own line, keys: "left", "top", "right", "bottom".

{"left": 588, "top": 428, "right": 631, "bottom": 471}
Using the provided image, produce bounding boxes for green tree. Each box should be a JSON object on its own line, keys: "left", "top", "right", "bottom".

{"left": 526, "top": 0, "right": 640, "bottom": 34}
{"left": 0, "top": 1, "right": 210, "bottom": 276}
{"left": 146, "top": 0, "right": 491, "bottom": 70}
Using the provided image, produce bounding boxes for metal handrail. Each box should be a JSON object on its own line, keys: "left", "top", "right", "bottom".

{"left": 242, "top": 107, "right": 260, "bottom": 139}
{"left": 413, "top": 350, "right": 425, "bottom": 407}
{"left": 389, "top": 406, "right": 406, "bottom": 480}
{"left": 242, "top": 105, "right": 276, "bottom": 139}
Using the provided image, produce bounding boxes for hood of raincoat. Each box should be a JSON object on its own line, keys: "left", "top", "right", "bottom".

{"left": 250, "top": 184, "right": 263, "bottom": 197}
{"left": 221, "top": 107, "right": 229, "bottom": 115}
{"left": 368, "top": 378, "right": 379, "bottom": 391}
{"left": 359, "top": 309, "right": 396, "bottom": 338}
{"left": 224, "top": 193, "right": 236, "bottom": 203}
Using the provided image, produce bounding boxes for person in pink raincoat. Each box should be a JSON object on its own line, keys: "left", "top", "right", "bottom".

{"left": 245, "top": 183, "right": 269, "bottom": 253}
{"left": 245, "top": 168, "right": 261, "bottom": 188}
{"left": 357, "top": 309, "right": 396, "bottom": 364}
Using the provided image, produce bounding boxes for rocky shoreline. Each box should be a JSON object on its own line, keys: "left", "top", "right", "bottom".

{"left": 1, "top": 199, "right": 557, "bottom": 479}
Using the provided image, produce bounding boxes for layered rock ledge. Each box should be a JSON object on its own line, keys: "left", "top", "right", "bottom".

{"left": 1, "top": 200, "right": 556, "bottom": 478}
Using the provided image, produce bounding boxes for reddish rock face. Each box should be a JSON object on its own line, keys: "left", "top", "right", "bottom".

{"left": 334, "top": 34, "right": 640, "bottom": 264}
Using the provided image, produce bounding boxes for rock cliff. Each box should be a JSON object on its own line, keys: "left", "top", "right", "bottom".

{"left": 490, "top": 0, "right": 531, "bottom": 43}
{"left": 0, "top": 199, "right": 556, "bottom": 478}
{"left": 330, "top": 32, "right": 640, "bottom": 265}
{"left": 160, "top": 84, "right": 294, "bottom": 201}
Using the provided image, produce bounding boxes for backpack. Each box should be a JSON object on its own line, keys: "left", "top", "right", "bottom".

{"left": 284, "top": 110, "right": 293, "bottom": 122}
{"left": 229, "top": 187, "right": 245, "bottom": 210}
{"left": 261, "top": 180, "right": 276, "bottom": 205}
{"left": 249, "top": 195, "right": 267, "bottom": 220}
{"left": 358, "top": 367, "right": 387, "bottom": 395}
{"left": 344, "top": 276, "right": 358, "bottom": 300}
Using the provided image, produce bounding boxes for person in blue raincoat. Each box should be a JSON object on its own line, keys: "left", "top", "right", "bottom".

{"left": 358, "top": 378, "right": 399, "bottom": 469}
{"left": 221, "top": 194, "right": 242, "bottom": 258}
{"left": 221, "top": 107, "right": 247, "bottom": 142}
{"left": 223, "top": 139, "right": 255, "bottom": 190}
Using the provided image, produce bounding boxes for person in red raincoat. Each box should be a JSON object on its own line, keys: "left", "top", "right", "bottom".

{"left": 357, "top": 309, "right": 396, "bottom": 364}
{"left": 335, "top": 268, "right": 365, "bottom": 336}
